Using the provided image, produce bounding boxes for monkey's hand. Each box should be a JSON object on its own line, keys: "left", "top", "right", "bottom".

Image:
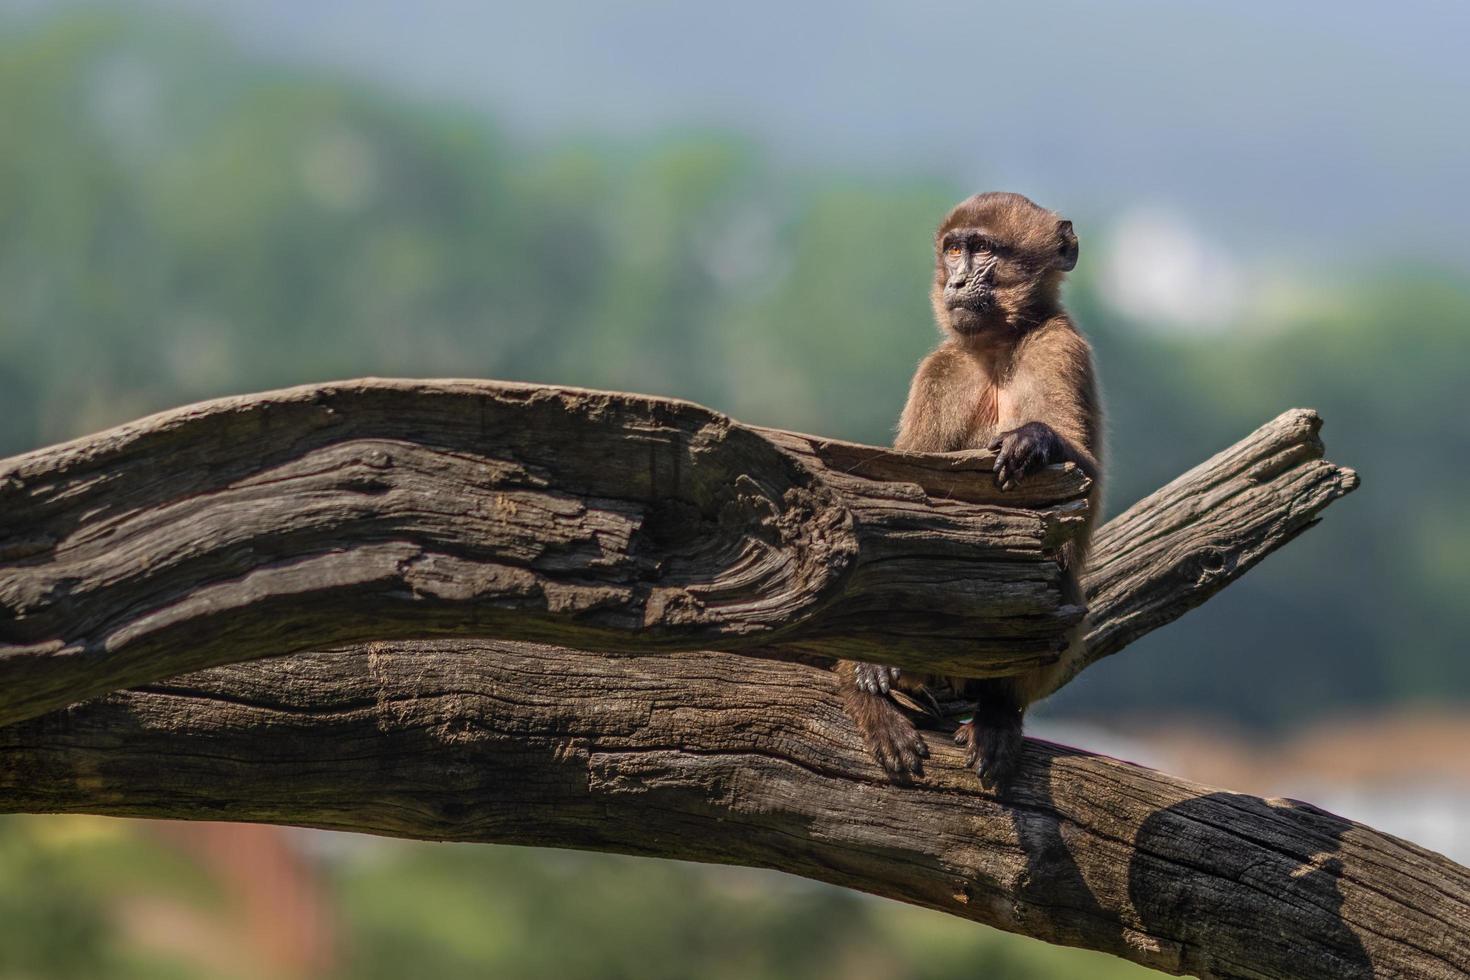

{"left": 954, "top": 717, "right": 1023, "bottom": 790}
{"left": 988, "top": 421, "right": 1065, "bottom": 491}
{"left": 852, "top": 662, "right": 902, "bottom": 695}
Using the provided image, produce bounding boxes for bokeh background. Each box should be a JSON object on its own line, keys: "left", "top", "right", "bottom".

{"left": 2, "top": 2, "right": 1468, "bottom": 977}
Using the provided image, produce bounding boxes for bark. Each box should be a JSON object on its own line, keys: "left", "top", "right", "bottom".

{"left": 0, "top": 379, "right": 1090, "bottom": 727}
{"left": 2, "top": 386, "right": 1413, "bottom": 979}
{"left": 1064, "top": 407, "right": 1361, "bottom": 695}
{"left": 0, "top": 383, "right": 1356, "bottom": 731}
{"left": 3, "top": 642, "right": 1464, "bottom": 980}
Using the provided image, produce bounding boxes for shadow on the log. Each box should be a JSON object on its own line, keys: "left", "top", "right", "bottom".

{"left": 1009, "top": 742, "right": 1117, "bottom": 949}
{"left": 1127, "top": 792, "right": 1372, "bottom": 978}
{"left": 1003, "top": 742, "right": 1374, "bottom": 979}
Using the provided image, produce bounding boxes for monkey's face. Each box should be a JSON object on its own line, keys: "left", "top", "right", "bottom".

{"left": 937, "top": 231, "right": 1003, "bottom": 333}
{"left": 931, "top": 192, "right": 1078, "bottom": 338}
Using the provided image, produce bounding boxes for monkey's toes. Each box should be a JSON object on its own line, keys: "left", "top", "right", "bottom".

{"left": 875, "top": 729, "right": 929, "bottom": 778}
{"left": 853, "top": 662, "right": 901, "bottom": 695}
{"left": 868, "top": 716, "right": 928, "bottom": 779}
{"left": 953, "top": 719, "right": 975, "bottom": 747}
{"left": 956, "top": 721, "right": 1022, "bottom": 790}
{"left": 974, "top": 725, "right": 1023, "bottom": 791}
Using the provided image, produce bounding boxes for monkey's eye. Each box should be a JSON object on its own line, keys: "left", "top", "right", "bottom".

{"left": 945, "top": 243, "right": 963, "bottom": 259}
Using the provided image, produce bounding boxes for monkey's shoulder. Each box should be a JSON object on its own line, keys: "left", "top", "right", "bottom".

{"left": 1021, "top": 314, "right": 1092, "bottom": 356}
{"left": 911, "top": 343, "right": 985, "bottom": 388}
{"left": 1015, "top": 315, "right": 1096, "bottom": 384}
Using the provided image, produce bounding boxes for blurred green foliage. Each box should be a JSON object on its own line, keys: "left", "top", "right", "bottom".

{"left": 336, "top": 841, "right": 1158, "bottom": 980}
{"left": 2, "top": 10, "right": 1469, "bottom": 978}
{"left": 0, "top": 816, "right": 1161, "bottom": 979}
{"left": 0, "top": 817, "right": 219, "bottom": 979}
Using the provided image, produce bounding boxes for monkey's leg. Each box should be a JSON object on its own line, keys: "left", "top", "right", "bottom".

{"left": 954, "top": 679, "right": 1024, "bottom": 790}
{"left": 837, "top": 661, "right": 928, "bottom": 779}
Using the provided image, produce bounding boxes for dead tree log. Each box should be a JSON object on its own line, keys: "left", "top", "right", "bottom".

{"left": 4, "top": 641, "right": 1465, "bottom": 980}
{"left": 8, "top": 384, "right": 1442, "bottom": 980}
{"left": 0, "top": 379, "right": 1092, "bottom": 727}
{"left": 0, "top": 386, "right": 1348, "bottom": 730}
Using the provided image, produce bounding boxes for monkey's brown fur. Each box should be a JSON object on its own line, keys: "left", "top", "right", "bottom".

{"left": 840, "top": 191, "right": 1102, "bottom": 789}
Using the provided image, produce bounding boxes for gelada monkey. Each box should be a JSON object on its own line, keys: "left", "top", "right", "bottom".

{"left": 839, "top": 191, "right": 1102, "bottom": 789}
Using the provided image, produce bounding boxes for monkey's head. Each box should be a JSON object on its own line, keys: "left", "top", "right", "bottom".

{"left": 932, "top": 192, "right": 1078, "bottom": 339}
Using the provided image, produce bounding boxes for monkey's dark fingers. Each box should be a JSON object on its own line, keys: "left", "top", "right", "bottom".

{"left": 1000, "top": 442, "right": 1044, "bottom": 490}
{"left": 994, "top": 456, "right": 1012, "bottom": 490}
{"left": 1012, "top": 439, "right": 1040, "bottom": 469}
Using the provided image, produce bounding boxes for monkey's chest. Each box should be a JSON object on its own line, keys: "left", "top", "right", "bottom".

{"left": 965, "top": 385, "right": 1012, "bottom": 447}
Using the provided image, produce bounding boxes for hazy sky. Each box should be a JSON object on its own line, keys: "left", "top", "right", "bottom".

{"left": 17, "top": 0, "right": 1470, "bottom": 271}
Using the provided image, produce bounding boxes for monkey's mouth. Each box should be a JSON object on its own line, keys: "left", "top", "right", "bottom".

{"left": 947, "top": 290, "right": 991, "bottom": 308}
{"left": 946, "top": 289, "right": 993, "bottom": 319}
{"left": 943, "top": 289, "right": 996, "bottom": 335}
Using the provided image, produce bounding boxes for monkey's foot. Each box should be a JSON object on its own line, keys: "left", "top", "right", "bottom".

{"left": 843, "top": 689, "right": 928, "bottom": 779}
{"left": 989, "top": 421, "right": 1064, "bottom": 491}
{"left": 852, "top": 662, "right": 902, "bottom": 695}
{"left": 867, "top": 707, "right": 929, "bottom": 778}
{"left": 954, "top": 718, "right": 1023, "bottom": 790}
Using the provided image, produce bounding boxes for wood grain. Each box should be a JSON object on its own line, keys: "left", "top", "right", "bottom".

{"left": 1069, "top": 407, "right": 1360, "bottom": 695}
{"left": 3, "top": 641, "right": 1462, "bottom": 980}
{"left": 2, "top": 388, "right": 1411, "bottom": 980}
{"left": 0, "top": 378, "right": 1090, "bottom": 727}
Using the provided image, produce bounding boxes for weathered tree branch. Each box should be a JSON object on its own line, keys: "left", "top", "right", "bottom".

{"left": 0, "top": 379, "right": 1091, "bottom": 727}
{"left": 0, "top": 384, "right": 1352, "bottom": 729}
{"left": 2, "top": 390, "right": 1434, "bottom": 980}
{"left": 4, "top": 387, "right": 1410, "bottom": 978}
{"left": 1064, "top": 407, "right": 1360, "bottom": 695}
{"left": 3, "top": 642, "right": 1464, "bottom": 980}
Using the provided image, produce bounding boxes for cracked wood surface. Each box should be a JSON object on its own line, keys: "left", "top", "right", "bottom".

{"left": 0, "top": 382, "right": 1355, "bottom": 731}
{"left": 1064, "top": 407, "right": 1361, "bottom": 697}
{"left": 0, "top": 393, "right": 1419, "bottom": 979}
{"left": 3, "top": 642, "right": 1464, "bottom": 980}
{"left": 0, "top": 378, "right": 1091, "bottom": 727}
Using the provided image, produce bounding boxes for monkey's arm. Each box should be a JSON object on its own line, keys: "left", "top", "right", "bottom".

{"left": 894, "top": 347, "right": 980, "bottom": 452}
{"left": 991, "top": 322, "right": 1101, "bottom": 486}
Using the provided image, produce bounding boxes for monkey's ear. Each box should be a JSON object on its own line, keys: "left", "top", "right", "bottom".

{"left": 1054, "top": 219, "right": 1078, "bottom": 271}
